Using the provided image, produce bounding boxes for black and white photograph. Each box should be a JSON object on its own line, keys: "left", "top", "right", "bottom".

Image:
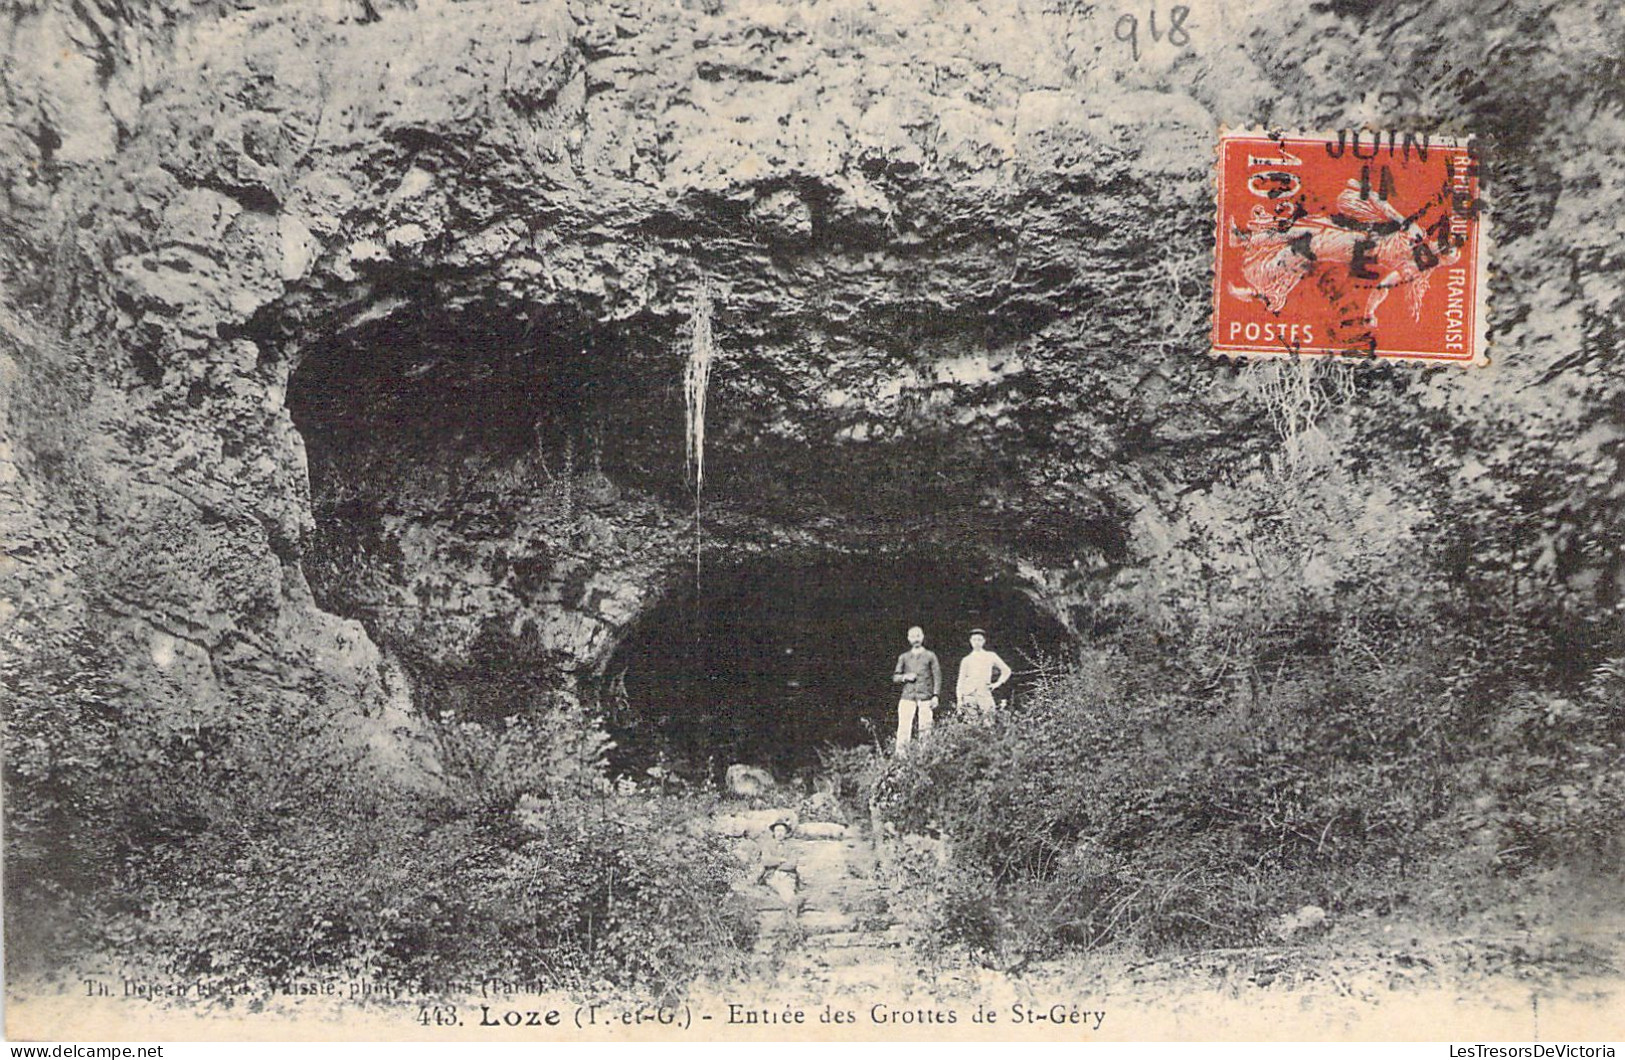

{"left": 2, "top": 0, "right": 1622, "bottom": 1044}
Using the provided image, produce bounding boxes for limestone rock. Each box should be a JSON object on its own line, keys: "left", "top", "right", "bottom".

{"left": 726, "top": 764, "right": 776, "bottom": 798}
{"left": 1275, "top": 905, "right": 1330, "bottom": 941}
{"left": 797, "top": 791, "right": 850, "bottom": 827}
{"left": 0, "top": 0, "right": 1614, "bottom": 797}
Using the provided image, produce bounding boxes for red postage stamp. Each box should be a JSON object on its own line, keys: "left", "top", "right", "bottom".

{"left": 1213, "top": 129, "right": 1487, "bottom": 365}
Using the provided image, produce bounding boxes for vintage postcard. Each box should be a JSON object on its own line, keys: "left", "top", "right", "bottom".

{"left": 2, "top": 0, "right": 1621, "bottom": 1047}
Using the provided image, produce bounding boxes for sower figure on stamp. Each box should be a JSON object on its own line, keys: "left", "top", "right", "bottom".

{"left": 955, "top": 628, "right": 1010, "bottom": 725}
{"left": 892, "top": 625, "right": 941, "bottom": 754}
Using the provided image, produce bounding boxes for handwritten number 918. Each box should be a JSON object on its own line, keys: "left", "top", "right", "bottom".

{"left": 1115, "top": 5, "right": 1192, "bottom": 62}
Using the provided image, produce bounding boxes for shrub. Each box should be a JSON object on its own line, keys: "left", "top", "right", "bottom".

{"left": 873, "top": 613, "right": 1621, "bottom": 961}
{"left": 3, "top": 628, "right": 124, "bottom": 949}
{"left": 468, "top": 796, "right": 754, "bottom": 998}
{"left": 423, "top": 692, "right": 615, "bottom": 814}
{"left": 815, "top": 741, "right": 887, "bottom": 818}
{"left": 1466, "top": 658, "right": 1625, "bottom": 873}
{"left": 9, "top": 668, "right": 755, "bottom": 1001}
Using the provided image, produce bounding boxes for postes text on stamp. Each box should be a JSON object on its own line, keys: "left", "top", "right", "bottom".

{"left": 1213, "top": 129, "right": 1486, "bottom": 365}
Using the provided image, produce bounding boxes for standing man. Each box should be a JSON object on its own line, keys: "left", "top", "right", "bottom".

{"left": 955, "top": 628, "right": 1011, "bottom": 725}
{"left": 892, "top": 626, "right": 941, "bottom": 753}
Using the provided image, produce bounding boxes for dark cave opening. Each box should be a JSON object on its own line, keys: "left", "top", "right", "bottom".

{"left": 601, "top": 551, "right": 1070, "bottom": 782}
{"left": 280, "top": 300, "right": 1079, "bottom": 772}
{"left": 283, "top": 303, "right": 686, "bottom": 504}
{"left": 279, "top": 302, "right": 698, "bottom": 723}
{"left": 281, "top": 302, "right": 690, "bottom": 677}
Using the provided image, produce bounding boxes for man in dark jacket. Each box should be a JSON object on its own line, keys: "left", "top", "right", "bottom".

{"left": 892, "top": 625, "right": 941, "bottom": 753}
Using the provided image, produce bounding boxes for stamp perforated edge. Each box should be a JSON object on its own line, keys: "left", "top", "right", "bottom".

{"left": 1210, "top": 125, "right": 1492, "bottom": 368}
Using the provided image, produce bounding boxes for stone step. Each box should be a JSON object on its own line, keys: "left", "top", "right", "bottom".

{"left": 799, "top": 896, "right": 889, "bottom": 919}
{"left": 802, "top": 930, "right": 903, "bottom": 950}
{"left": 794, "top": 821, "right": 850, "bottom": 841}
{"left": 798, "top": 910, "right": 856, "bottom": 935}
{"left": 711, "top": 809, "right": 799, "bottom": 838}
{"left": 784, "top": 839, "right": 868, "bottom": 855}
{"left": 796, "top": 852, "right": 858, "bottom": 888}
{"left": 801, "top": 879, "right": 886, "bottom": 900}
{"left": 742, "top": 882, "right": 883, "bottom": 911}
{"left": 806, "top": 875, "right": 885, "bottom": 894}
{"left": 796, "top": 945, "right": 907, "bottom": 968}
{"left": 716, "top": 808, "right": 912, "bottom": 964}
{"left": 756, "top": 910, "right": 800, "bottom": 935}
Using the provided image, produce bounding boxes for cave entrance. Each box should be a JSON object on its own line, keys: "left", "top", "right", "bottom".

{"left": 601, "top": 550, "right": 1070, "bottom": 782}
{"left": 282, "top": 299, "right": 690, "bottom": 721}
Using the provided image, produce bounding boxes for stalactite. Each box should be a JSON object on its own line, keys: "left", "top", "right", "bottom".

{"left": 683, "top": 281, "right": 717, "bottom": 584}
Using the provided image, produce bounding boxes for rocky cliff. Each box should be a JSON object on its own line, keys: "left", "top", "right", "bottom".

{"left": 3, "top": 0, "right": 1620, "bottom": 767}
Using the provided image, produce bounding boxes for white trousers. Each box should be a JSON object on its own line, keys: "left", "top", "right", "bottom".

{"left": 896, "top": 697, "right": 936, "bottom": 752}
{"left": 959, "top": 687, "right": 996, "bottom": 724}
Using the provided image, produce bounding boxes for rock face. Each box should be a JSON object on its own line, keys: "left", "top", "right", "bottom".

{"left": 726, "top": 764, "right": 776, "bottom": 797}
{"left": 2, "top": 1, "right": 1620, "bottom": 760}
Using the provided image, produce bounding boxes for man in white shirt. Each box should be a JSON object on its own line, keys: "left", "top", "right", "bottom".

{"left": 955, "top": 628, "right": 1010, "bottom": 725}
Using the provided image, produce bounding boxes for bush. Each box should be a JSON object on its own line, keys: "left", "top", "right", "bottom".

{"left": 1464, "top": 658, "right": 1625, "bottom": 873}
{"left": 4, "top": 624, "right": 372, "bottom": 976}
{"left": 873, "top": 615, "right": 1622, "bottom": 961}
{"left": 815, "top": 741, "right": 888, "bottom": 818}
{"left": 7, "top": 670, "right": 755, "bottom": 1001}
{"left": 423, "top": 692, "right": 616, "bottom": 813}
{"left": 3, "top": 629, "right": 125, "bottom": 962}
{"left": 469, "top": 797, "right": 754, "bottom": 997}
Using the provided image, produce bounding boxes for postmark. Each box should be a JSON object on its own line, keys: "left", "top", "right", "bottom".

{"left": 1213, "top": 129, "right": 1488, "bottom": 365}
